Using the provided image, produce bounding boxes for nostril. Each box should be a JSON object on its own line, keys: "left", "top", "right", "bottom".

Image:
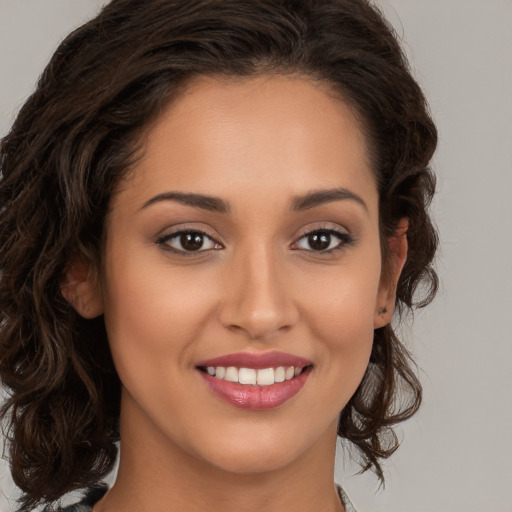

{"left": 217, "top": 275, "right": 300, "bottom": 340}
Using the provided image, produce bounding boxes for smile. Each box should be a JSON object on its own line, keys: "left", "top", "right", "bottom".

{"left": 200, "top": 365, "right": 305, "bottom": 386}
{"left": 196, "top": 352, "right": 313, "bottom": 410}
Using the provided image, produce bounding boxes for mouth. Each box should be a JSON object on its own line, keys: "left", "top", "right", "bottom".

{"left": 197, "top": 364, "right": 311, "bottom": 386}
{"left": 195, "top": 352, "right": 313, "bottom": 410}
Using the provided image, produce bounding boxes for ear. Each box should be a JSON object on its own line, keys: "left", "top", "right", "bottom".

{"left": 374, "top": 218, "right": 408, "bottom": 328}
{"left": 60, "top": 256, "right": 103, "bottom": 319}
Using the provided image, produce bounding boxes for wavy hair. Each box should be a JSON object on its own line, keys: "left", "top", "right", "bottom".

{"left": 0, "top": 0, "right": 438, "bottom": 509}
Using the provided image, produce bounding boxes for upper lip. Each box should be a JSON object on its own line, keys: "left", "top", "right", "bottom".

{"left": 196, "top": 351, "right": 312, "bottom": 369}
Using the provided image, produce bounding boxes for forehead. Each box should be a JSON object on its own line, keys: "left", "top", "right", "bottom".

{"left": 115, "top": 74, "right": 377, "bottom": 216}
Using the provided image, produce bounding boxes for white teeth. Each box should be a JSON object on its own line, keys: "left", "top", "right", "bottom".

{"left": 256, "top": 367, "right": 275, "bottom": 385}
{"left": 224, "top": 366, "right": 239, "bottom": 382}
{"left": 274, "top": 367, "right": 285, "bottom": 383}
{"left": 238, "top": 368, "right": 257, "bottom": 385}
{"left": 205, "top": 365, "right": 305, "bottom": 385}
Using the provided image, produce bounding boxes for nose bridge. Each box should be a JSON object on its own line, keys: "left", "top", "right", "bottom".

{"left": 219, "top": 241, "right": 297, "bottom": 340}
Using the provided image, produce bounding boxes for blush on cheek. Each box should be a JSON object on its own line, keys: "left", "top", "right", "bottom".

{"left": 307, "top": 285, "right": 376, "bottom": 389}
{"left": 308, "top": 280, "right": 377, "bottom": 335}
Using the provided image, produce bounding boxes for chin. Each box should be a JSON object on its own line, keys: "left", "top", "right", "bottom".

{"left": 188, "top": 421, "right": 331, "bottom": 476}
{"left": 201, "top": 444, "right": 301, "bottom": 475}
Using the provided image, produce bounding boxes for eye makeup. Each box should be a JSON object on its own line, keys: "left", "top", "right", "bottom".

{"left": 154, "top": 224, "right": 356, "bottom": 258}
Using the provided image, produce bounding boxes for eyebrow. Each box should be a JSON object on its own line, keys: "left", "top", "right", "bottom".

{"left": 141, "top": 187, "right": 367, "bottom": 214}
{"left": 141, "top": 192, "right": 230, "bottom": 213}
{"left": 291, "top": 187, "right": 368, "bottom": 212}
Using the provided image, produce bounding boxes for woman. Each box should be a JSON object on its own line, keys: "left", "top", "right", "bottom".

{"left": 0, "top": 0, "right": 438, "bottom": 511}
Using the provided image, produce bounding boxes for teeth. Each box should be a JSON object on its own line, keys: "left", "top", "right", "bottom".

{"left": 256, "top": 367, "right": 274, "bottom": 386}
{"left": 238, "top": 368, "right": 257, "bottom": 385}
{"left": 204, "top": 365, "right": 305, "bottom": 386}
{"left": 224, "top": 366, "right": 238, "bottom": 382}
{"left": 274, "top": 367, "right": 285, "bottom": 383}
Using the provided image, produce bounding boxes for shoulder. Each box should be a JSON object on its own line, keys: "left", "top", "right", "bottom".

{"left": 44, "top": 483, "right": 109, "bottom": 512}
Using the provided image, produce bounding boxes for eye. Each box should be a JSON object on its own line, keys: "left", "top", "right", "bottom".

{"left": 292, "top": 229, "right": 353, "bottom": 253}
{"left": 157, "top": 230, "right": 222, "bottom": 253}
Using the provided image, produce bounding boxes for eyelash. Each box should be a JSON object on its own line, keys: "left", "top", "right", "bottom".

{"left": 156, "top": 229, "right": 222, "bottom": 255}
{"left": 291, "top": 227, "right": 355, "bottom": 254}
{"left": 156, "top": 227, "right": 355, "bottom": 255}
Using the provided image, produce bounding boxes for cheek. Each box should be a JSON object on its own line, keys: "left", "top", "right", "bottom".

{"left": 101, "top": 250, "right": 218, "bottom": 377}
{"left": 317, "top": 292, "right": 375, "bottom": 385}
{"left": 298, "top": 256, "right": 381, "bottom": 391}
{"left": 302, "top": 256, "right": 380, "bottom": 340}
{"left": 317, "top": 281, "right": 377, "bottom": 342}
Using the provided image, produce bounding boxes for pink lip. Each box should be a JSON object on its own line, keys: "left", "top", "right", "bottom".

{"left": 196, "top": 351, "right": 312, "bottom": 370}
{"left": 196, "top": 351, "right": 313, "bottom": 410}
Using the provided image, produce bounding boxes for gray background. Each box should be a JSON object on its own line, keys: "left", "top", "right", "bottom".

{"left": 1, "top": 1, "right": 511, "bottom": 511}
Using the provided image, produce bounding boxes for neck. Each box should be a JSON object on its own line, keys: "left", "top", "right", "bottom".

{"left": 95, "top": 392, "right": 344, "bottom": 512}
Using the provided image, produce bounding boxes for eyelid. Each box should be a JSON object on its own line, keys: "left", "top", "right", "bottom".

{"left": 290, "top": 225, "right": 355, "bottom": 253}
{"left": 156, "top": 227, "right": 223, "bottom": 254}
{"left": 154, "top": 223, "right": 355, "bottom": 255}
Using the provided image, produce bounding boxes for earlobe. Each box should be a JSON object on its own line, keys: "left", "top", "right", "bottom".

{"left": 60, "top": 257, "right": 103, "bottom": 319}
{"left": 374, "top": 219, "right": 409, "bottom": 328}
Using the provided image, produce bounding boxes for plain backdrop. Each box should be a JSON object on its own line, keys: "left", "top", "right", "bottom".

{"left": 1, "top": 1, "right": 511, "bottom": 511}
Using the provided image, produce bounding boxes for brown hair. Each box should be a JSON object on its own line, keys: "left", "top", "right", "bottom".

{"left": 0, "top": 0, "right": 438, "bottom": 509}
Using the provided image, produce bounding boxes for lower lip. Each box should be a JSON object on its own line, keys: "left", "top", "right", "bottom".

{"left": 199, "top": 366, "right": 312, "bottom": 410}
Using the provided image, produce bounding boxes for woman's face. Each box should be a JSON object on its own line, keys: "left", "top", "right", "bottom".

{"left": 99, "top": 75, "right": 391, "bottom": 474}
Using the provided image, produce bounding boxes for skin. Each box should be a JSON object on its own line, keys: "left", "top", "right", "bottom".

{"left": 64, "top": 75, "right": 406, "bottom": 512}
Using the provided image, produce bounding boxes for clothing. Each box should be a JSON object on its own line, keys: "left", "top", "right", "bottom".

{"left": 51, "top": 483, "right": 108, "bottom": 512}
{"left": 55, "top": 482, "right": 358, "bottom": 512}
{"left": 338, "top": 486, "right": 358, "bottom": 512}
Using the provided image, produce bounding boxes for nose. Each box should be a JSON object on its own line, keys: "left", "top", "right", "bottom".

{"left": 218, "top": 245, "right": 299, "bottom": 341}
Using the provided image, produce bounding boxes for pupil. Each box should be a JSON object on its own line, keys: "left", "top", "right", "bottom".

{"left": 308, "top": 232, "right": 330, "bottom": 251}
{"left": 181, "top": 233, "right": 204, "bottom": 251}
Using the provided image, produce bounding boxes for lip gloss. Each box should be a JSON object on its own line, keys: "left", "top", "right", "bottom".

{"left": 199, "top": 366, "right": 312, "bottom": 409}
{"left": 196, "top": 351, "right": 313, "bottom": 410}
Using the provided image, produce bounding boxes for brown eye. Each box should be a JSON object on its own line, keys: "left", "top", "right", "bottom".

{"left": 180, "top": 232, "right": 205, "bottom": 251}
{"left": 158, "top": 230, "right": 220, "bottom": 253}
{"left": 307, "top": 232, "right": 331, "bottom": 251}
{"left": 293, "top": 229, "right": 353, "bottom": 253}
